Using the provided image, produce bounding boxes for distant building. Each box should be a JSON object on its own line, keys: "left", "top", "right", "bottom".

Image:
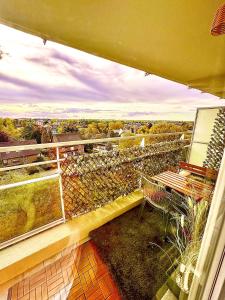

{"left": 0, "top": 140, "right": 39, "bottom": 167}
{"left": 51, "top": 125, "right": 58, "bottom": 135}
{"left": 35, "top": 119, "right": 45, "bottom": 126}
{"left": 113, "top": 129, "right": 123, "bottom": 136}
{"left": 52, "top": 133, "right": 84, "bottom": 158}
{"left": 93, "top": 142, "right": 117, "bottom": 153}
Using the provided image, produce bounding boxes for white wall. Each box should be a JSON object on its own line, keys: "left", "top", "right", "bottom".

{"left": 189, "top": 107, "right": 220, "bottom": 166}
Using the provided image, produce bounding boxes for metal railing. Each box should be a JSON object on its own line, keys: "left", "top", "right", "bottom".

{"left": 0, "top": 132, "right": 190, "bottom": 249}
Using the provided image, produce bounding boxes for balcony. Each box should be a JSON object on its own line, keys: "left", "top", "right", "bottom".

{"left": 0, "top": 131, "right": 194, "bottom": 298}
{"left": 1, "top": 106, "right": 225, "bottom": 300}
{"left": 0, "top": 2, "right": 225, "bottom": 298}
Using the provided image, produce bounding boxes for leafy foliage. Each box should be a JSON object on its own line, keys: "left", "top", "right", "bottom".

{"left": 0, "top": 131, "right": 10, "bottom": 142}
{"left": 0, "top": 118, "right": 21, "bottom": 140}
{"left": 204, "top": 107, "right": 225, "bottom": 170}
{"left": 150, "top": 122, "right": 183, "bottom": 134}
{"left": 22, "top": 124, "right": 42, "bottom": 143}
{"left": 168, "top": 196, "right": 209, "bottom": 294}
{"left": 27, "top": 166, "right": 39, "bottom": 175}
{"left": 79, "top": 121, "right": 124, "bottom": 139}
{"left": 61, "top": 140, "right": 188, "bottom": 218}
{"left": 119, "top": 131, "right": 141, "bottom": 149}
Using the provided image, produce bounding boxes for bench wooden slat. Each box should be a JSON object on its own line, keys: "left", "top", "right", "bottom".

{"left": 179, "top": 161, "right": 206, "bottom": 176}
{"left": 179, "top": 161, "right": 218, "bottom": 181}
{"left": 151, "top": 171, "right": 213, "bottom": 200}
{"left": 158, "top": 171, "right": 213, "bottom": 191}
{"left": 152, "top": 171, "right": 212, "bottom": 193}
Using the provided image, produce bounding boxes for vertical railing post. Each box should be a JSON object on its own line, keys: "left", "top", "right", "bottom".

{"left": 56, "top": 146, "right": 66, "bottom": 222}
{"left": 139, "top": 137, "right": 145, "bottom": 189}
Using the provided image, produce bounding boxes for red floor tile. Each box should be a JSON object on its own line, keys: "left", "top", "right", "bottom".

{"left": 7, "top": 241, "right": 121, "bottom": 300}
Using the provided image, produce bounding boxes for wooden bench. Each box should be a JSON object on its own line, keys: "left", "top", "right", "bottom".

{"left": 151, "top": 170, "right": 214, "bottom": 201}
{"left": 179, "top": 161, "right": 218, "bottom": 181}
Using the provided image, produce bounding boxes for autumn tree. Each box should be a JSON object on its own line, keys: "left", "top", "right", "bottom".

{"left": 137, "top": 125, "right": 149, "bottom": 134}
{"left": 0, "top": 118, "right": 21, "bottom": 139}
{"left": 109, "top": 121, "right": 124, "bottom": 131}
{"left": 41, "top": 126, "right": 53, "bottom": 143}
{"left": 149, "top": 122, "right": 183, "bottom": 134}
{"left": 0, "top": 118, "right": 4, "bottom": 131}
{"left": 22, "top": 124, "right": 34, "bottom": 140}
{"left": 97, "top": 122, "right": 108, "bottom": 134}
{"left": 22, "top": 124, "right": 42, "bottom": 143}
{"left": 0, "top": 131, "right": 10, "bottom": 142}
{"left": 87, "top": 123, "right": 99, "bottom": 135}
{"left": 64, "top": 124, "right": 78, "bottom": 133}
{"left": 119, "top": 131, "right": 141, "bottom": 150}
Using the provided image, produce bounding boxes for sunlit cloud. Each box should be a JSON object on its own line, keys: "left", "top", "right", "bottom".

{"left": 0, "top": 24, "right": 223, "bottom": 121}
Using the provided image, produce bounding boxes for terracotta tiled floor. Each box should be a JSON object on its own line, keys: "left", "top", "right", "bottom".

{"left": 7, "top": 242, "right": 121, "bottom": 300}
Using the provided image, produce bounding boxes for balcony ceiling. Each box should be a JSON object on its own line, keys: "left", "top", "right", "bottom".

{"left": 0, "top": 1, "right": 225, "bottom": 98}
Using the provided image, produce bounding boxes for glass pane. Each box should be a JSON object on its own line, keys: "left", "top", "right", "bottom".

{"left": 0, "top": 163, "right": 58, "bottom": 185}
{"left": 0, "top": 177, "right": 62, "bottom": 244}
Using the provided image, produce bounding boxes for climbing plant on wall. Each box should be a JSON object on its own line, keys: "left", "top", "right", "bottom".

{"left": 203, "top": 107, "right": 225, "bottom": 170}
{"left": 61, "top": 140, "right": 188, "bottom": 218}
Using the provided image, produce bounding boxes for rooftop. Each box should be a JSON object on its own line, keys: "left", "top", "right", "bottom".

{"left": 0, "top": 140, "right": 39, "bottom": 161}
{"left": 52, "top": 133, "right": 82, "bottom": 143}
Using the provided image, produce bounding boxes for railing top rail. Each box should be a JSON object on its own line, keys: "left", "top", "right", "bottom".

{"left": 0, "top": 131, "right": 189, "bottom": 153}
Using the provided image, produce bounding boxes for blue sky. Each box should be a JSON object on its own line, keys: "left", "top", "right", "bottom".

{"left": 0, "top": 24, "right": 223, "bottom": 120}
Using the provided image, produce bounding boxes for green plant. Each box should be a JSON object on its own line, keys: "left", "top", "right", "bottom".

{"left": 34, "top": 156, "right": 45, "bottom": 163}
{"left": 41, "top": 164, "right": 52, "bottom": 171}
{"left": 27, "top": 166, "right": 39, "bottom": 175}
{"left": 0, "top": 131, "right": 10, "bottom": 142}
{"left": 204, "top": 107, "right": 225, "bottom": 170}
{"left": 169, "top": 198, "right": 209, "bottom": 294}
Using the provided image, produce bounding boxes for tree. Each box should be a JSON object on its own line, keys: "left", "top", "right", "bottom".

{"left": 22, "top": 125, "right": 33, "bottom": 140}
{"left": 109, "top": 121, "right": 124, "bottom": 131}
{"left": 87, "top": 123, "right": 99, "bottom": 135}
{"left": 0, "top": 118, "right": 4, "bottom": 131}
{"left": 1, "top": 117, "right": 21, "bottom": 139}
{"left": 137, "top": 125, "right": 149, "bottom": 134}
{"left": 41, "top": 126, "right": 52, "bottom": 143}
{"left": 22, "top": 125, "right": 42, "bottom": 143}
{"left": 0, "top": 131, "right": 10, "bottom": 142}
{"left": 64, "top": 124, "right": 78, "bottom": 133}
{"left": 57, "top": 126, "right": 63, "bottom": 134}
{"left": 149, "top": 122, "right": 183, "bottom": 134}
{"left": 97, "top": 122, "right": 108, "bottom": 134}
{"left": 32, "top": 128, "right": 42, "bottom": 144}
{"left": 119, "top": 131, "right": 141, "bottom": 149}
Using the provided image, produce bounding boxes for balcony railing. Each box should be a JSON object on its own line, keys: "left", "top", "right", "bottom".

{"left": 0, "top": 132, "right": 190, "bottom": 249}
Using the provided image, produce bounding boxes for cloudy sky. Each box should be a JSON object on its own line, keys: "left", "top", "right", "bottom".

{"left": 0, "top": 24, "right": 223, "bottom": 121}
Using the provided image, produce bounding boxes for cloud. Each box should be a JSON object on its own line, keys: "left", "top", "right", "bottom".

{"left": 0, "top": 24, "right": 223, "bottom": 120}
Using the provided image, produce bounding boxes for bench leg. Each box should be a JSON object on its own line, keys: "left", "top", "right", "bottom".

{"left": 163, "top": 213, "right": 170, "bottom": 241}
{"left": 138, "top": 199, "right": 146, "bottom": 221}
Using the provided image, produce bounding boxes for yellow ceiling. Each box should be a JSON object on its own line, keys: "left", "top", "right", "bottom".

{"left": 0, "top": 1, "right": 225, "bottom": 98}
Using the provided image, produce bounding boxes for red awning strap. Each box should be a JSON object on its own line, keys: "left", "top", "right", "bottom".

{"left": 211, "top": 3, "right": 225, "bottom": 36}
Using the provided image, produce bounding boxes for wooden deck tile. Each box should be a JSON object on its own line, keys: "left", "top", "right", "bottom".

{"left": 7, "top": 241, "right": 121, "bottom": 300}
